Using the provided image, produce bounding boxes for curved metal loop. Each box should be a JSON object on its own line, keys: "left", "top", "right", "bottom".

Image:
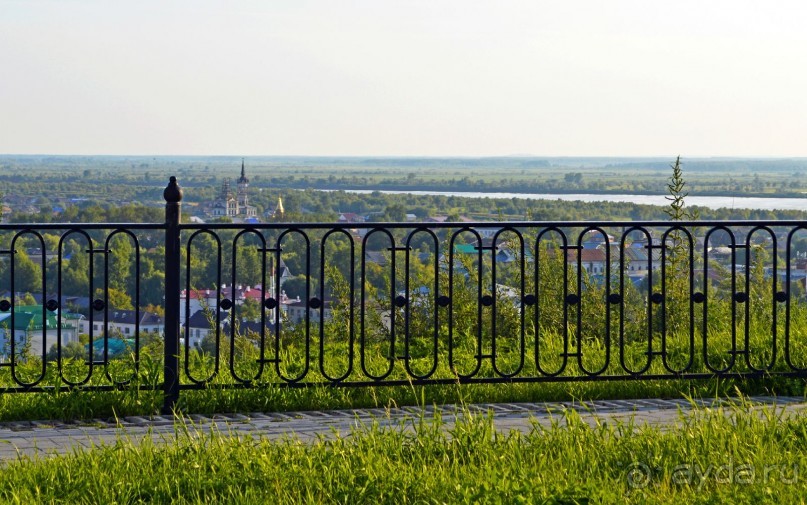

{"left": 273, "top": 228, "right": 312, "bottom": 383}
{"left": 784, "top": 226, "right": 807, "bottom": 371}
{"left": 225, "top": 228, "right": 268, "bottom": 384}
{"left": 489, "top": 227, "right": 527, "bottom": 378}
{"left": 359, "top": 227, "right": 398, "bottom": 381}
{"left": 742, "top": 226, "right": 778, "bottom": 372}
{"left": 8, "top": 230, "right": 48, "bottom": 387}
{"left": 658, "top": 225, "right": 696, "bottom": 374}
{"left": 702, "top": 225, "right": 738, "bottom": 373}
{"left": 617, "top": 226, "right": 654, "bottom": 375}
{"left": 447, "top": 227, "right": 484, "bottom": 379}
{"left": 534, "top": 227, "right": 570, "bottom": 377}
{"left": 55, "top": 229, "right": 95, "bottom": 387}
{"left": 572, "top": 226, "right": 612, "bottom": 376}
{"left": 102, "top": 229, "right": 142, "bottom": 386}
{"left": 396, "top": 227, "right": 441, "bottom": 380}
{"left": 318, "top": 228, "right": 356, "bottom": 382}
{"left": 183, "top": 229, "right": 222, "bottom": 385}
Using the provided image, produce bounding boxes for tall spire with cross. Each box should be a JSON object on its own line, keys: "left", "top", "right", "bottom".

{"left": 238, "top": 158, "right": 249, "bottom": 184}
{"left": 237, "top": 158, "right": 249, "bottom": 209}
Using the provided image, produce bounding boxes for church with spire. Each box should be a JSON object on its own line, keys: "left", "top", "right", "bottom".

{"left": 210, "top": 159, "right": 258, "bottom": 221}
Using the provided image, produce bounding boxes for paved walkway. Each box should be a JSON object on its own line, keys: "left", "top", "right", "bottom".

{"left": 1, "top": 396, "right": 806, "bottom": 461}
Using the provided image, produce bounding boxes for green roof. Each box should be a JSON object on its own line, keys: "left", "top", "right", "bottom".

{"left": 0, "top": 305, "right": 75, "bottom": 331}
{"left": 454, "top": 244, "right": 479, "bottom": 254}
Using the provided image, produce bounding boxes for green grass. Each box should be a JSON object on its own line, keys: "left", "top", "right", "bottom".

{"left": 1, "top": 401, "right": 806, "bottom": 503}
{"left": 0, "top": 365, "right": 805, "bottom": 425}
{"left": 2, "top": 294, "right": 807, "bottom": 422}
{"left": 1, "top": 326, "right": 806, "bottom": 423}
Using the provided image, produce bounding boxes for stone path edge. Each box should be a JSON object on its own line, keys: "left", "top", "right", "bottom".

{"left": 2, "top": 395, "right": 804, "bottom": 432}
{"left": 1, "top": 395, "right": 805, "bottom": 460}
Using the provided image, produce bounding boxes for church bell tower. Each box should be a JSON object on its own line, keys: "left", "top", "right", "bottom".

{"left": 237, "top": 158, "right": 249, "bottom": 209}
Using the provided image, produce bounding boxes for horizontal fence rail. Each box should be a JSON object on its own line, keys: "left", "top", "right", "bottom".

{"left": 0, "top": 177, "right": 806, "bottom": 412}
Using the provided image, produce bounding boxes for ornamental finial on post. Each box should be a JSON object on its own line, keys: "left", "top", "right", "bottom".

{"left": 163, "top": 176, "right": 183, "bottom": 203}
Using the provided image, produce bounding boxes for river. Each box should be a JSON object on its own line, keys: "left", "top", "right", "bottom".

{"left": 341, "top": 190, "right": 807, "bottom": 211}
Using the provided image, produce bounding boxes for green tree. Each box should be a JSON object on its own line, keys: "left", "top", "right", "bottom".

{"left": 107, "top": 235, "right": 134, "bottom": 292}
{"left": 61, "top": 241, "right": 91, "bottom": 296}
{"left": 282, "top": 275, "right": 308, "bottom": 299}
{"left": 97, "top": 287, "right": 134, "bottom": 310}
{"left": 6, "top": 249, "right": 43, "bottom": 293}
{"left": 661, "top": 156, "right": 697, "bottom": 338}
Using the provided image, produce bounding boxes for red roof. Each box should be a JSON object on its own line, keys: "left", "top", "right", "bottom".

{"left": 181, "top": 289, "right": 216, "bottom": 300}
{"left": 567, "top": 249, "right": 607, "bottom": 262}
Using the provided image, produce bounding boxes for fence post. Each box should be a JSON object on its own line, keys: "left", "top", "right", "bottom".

{"left": 162, "top": 176, "right": 183, "bottom": 414}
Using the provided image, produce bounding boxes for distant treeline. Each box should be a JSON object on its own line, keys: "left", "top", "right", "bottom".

{"left": 2, "top": 155, "right": 807, "bottom": 226}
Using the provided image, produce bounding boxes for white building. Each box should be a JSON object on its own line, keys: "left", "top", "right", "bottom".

{"left": 81, "top": 310, "right": 164, "bottom": 338}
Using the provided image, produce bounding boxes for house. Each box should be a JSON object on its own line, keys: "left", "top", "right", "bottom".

{"left": 0, "top": 305, "right": 80, "bottom": 357}
{"left": 283, "top": 297, "right": 333, "bottom": 324}
{"left": 30, "top": 294, "right": 91, "bottom": 313}
{"left": 182, "top": 309, "right": 228, "bottom": 348}
{"left": 222, "top": 319, "right": 276, "bottom": 339}
{"left": 180, "top": 288, "right": 219, "bottom": 324}
{"left": 338, "top": 212, "right": 365, "bottom": 224}
{"left": 81, "top": 309, "right": 164, "bottom": 338}
{"left": 180, "top": 277, "right": 293, "bottom": 325}
{"left": 623, "top": 247, "right": 655, "bottom": 276}
{"left": 453, "top": 241, "right": 518, "bottom": 264}
{"left": 365, "top": 251, "right": 389, "bottom": 267}
{"left": 183, "top": 288, "right": 302, "bottom": 347}
{"left": 581, "top": 231, "right": 615, "bottom": 250}
{"left": 568, "top": 248, "right": 609, "bottom": 275}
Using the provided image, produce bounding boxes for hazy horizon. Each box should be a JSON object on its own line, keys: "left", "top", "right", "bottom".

{"left": 4, "top": 154, "right": 807, "bottom": 161}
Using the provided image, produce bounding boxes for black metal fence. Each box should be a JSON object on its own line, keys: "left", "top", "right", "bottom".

{"left": 1, "top": 177, "right": 807, "bottom": 413}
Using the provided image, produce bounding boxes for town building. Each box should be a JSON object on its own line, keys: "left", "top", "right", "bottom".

{"left": 80, "top": 309, "right": 164, "bottom": 338}
{"left": 183, "top": 309, "right": 228, "bottom": 348}
{"left": 209, "top": 159, "right": 258, "bottom": 221}
{"left": 179, "top": 267, "right": 293, "bottom": 325}
{"left": 0, "top": 305, "right": 82, "bottom": 357}
{"left": 265, "top": 197, "right": 285, "bottom": 220}
{"left": 284, "top": 297, "right": 333, "bottom": 324}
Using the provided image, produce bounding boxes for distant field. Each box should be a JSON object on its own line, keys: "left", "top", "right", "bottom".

{"left": 2, "top": 155, "right": 807, "bottom": 198}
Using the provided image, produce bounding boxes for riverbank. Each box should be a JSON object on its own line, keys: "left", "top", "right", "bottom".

{"left": 323, "top": 188, "right": 807, "bottom": 211}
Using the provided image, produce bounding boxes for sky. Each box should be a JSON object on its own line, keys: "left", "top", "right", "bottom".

{"left": 1, "top": 0, "right": 807, "bottom": 157}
